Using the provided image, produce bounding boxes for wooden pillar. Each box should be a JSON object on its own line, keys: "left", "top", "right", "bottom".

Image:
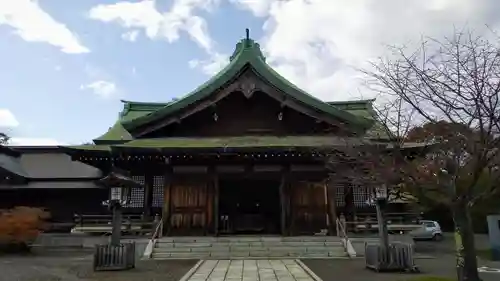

{"left": 206, "top": 167, "right": 214, "bottom": 236}
{"left": 326, "top": 174, "right": 338, "bottom": 236}
{"left": 143, "top": 174, "right": 154, "bottom": 218}
{"left": 213, "top": 171, "right": 219, "bottom": 236}
{"left": 163, "top": 166, "right": 173, "bottom": 236}
{"left": 279, "top": 166, "right": 289, "bottom": 236}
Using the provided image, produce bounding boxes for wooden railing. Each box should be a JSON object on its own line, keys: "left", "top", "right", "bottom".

{"left": 72, "top": 214, "right": 155, "bottom": 235}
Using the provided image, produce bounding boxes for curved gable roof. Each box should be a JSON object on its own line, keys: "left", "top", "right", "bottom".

{"left": 121, "top": 35, "right": 373, "bottom": 132}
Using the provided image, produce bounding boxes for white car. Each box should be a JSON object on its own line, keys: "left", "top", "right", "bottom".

{"left": 410, "top": 220, "right": 444, "bottom": 241}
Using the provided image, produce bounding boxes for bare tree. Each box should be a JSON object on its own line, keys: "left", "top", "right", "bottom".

{"left": 327, "top": 96, "right": 427, "bottom": 268}
{"left": 364, "top": 30, "right": 500, "bottom": 281}
{"left": 0, "top": 133, "right": 9, "bottom": 145}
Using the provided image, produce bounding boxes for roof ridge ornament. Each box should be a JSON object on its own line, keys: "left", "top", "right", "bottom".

{"left": 246, "top": 28, "right": 250, "bottom": 40}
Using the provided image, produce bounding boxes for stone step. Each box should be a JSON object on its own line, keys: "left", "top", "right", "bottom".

{"left": 151, "top": 250, "right": 347, "bottom": 259}
{"left": 156, "top": 236, "right": 343, "bottom": 243}
{"left": 153, "top": 246, "right": 345, "bottom": 253}
{"left": 149, "top": 236, "right": 348, "bottom": 260}
{"left": 155, "top": 241, "right": 344, "bottom": 248}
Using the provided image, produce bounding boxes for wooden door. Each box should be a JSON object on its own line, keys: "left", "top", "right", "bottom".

{"left": 290, "top": 181, "right": 327, "bottom": 235}
{"left": 168, "top": 180, "right": 212, "bottom": 235}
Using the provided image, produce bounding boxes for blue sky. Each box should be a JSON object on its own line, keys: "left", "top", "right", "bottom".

{"left": 1, "top": 0, "right": 499, "bottom": 145}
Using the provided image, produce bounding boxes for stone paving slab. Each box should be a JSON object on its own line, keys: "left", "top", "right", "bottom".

{"left": 184, "top": 259, "right": 320, "bottom": 281}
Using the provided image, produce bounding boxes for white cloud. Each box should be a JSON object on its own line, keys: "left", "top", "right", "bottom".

{"left": 188, "top": 52, "right": 229, "bottom": 75}
{"left": 230, "top": 0, "right": 500, "bottom": 100}
{"left": 88, "top": 0, "right": 221, "bottom": 69}
{"left": 80, "top": 80, "right": 117, "bottom": 99}
{"left": 0, "top": 109, "right": 19, "bottom": 128}
{"left": 88, "top": 0, "right": 218, "bottom": 51}
{"left": 0, "top": 0, "right": 89, "bottom": 54}
{"left": 88, "top": 0, "right": 500, "bottom": 102}
{"left": 8, "top": 137, "right": 65, "bottom": 146}
{"left": 122, "top": 30, "right": 139, "bottom": 41}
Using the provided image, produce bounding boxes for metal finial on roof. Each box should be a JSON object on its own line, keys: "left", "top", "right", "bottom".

{"left": 245, "top": 28, "right": 250, "bottom": 40}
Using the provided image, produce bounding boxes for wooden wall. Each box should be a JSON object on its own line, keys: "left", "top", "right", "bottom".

{"left": 145, "top": 92, "right": 340, "bottom": 138}
{"left": 163, "top": 177, "right": 214, "bottom": 235}
{"left": 289, "top": 181, "right": 328, "bottom": 235}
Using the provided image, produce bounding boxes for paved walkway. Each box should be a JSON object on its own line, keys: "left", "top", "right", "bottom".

{"left": 185, "top": 259, "right": 319, "bottom": 281}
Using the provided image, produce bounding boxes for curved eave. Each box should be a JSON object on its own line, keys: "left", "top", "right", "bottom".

{"left": 122, "top": 41, "right": 373, "bottom": 131}
{"left": 110, "top": 136, "right": 377, "bottom": 155}
{"left": 253, "top": 58, "right": 373, "bottom": 130}
{"left": 93, "top": 121, "right": 133, "bottom": 143}
{"left": 59, "top": 145, "right": 114, "bottom": 170}
{"left": 96, "top": 172, "right": 144, "bottom": 189}
{"left": 59, "top": 145, "right": 113, "bottom": 157}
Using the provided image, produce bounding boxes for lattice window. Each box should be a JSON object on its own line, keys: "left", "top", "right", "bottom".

{"left": 127, "top": 176, "right": 145, "bottom": 208}
{"left": 152, "top": 176, "right": 164, "bottom": 207}
{"left": 110, "top": 187, "right": 122, "bottom": 200}
{"left": 353, "top": 186, "right": 372, "bottom": 206}
{"left": 335, "top": 185, "right": 345, "bottom": 207}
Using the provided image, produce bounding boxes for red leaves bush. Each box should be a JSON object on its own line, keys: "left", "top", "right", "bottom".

{"left": 0, "top": 207, "right": 50, "bottom": 250}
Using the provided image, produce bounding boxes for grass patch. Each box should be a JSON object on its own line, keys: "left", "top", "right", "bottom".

{"left": 402, "top": 277, "right": 455, "bottom": 281}
{"left": 476, "top": 248, "right": 492, "bottom": 260}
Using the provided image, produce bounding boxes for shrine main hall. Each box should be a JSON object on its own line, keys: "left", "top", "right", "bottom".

{"left": 1, "top": 33, "right": 421, "bottom": 236}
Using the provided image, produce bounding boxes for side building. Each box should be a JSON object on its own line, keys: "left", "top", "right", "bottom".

{"left": 0, "top": 146, "right": 109, "bottom": 230}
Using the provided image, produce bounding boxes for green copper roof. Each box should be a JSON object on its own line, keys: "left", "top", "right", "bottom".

{"left": 119, "top": 35, "right": 373, "bottom": 132}
{"left": 67, "top": 136, "right": 371, "bottom": 154}
{"left": 93, "top": 101, "right": 164, "bottom": 143}
{"left": 62, "top": 144, "right": 112, "bottom": 152}
{"left": 116, "top": 136, "right": 367, "bottom": 149}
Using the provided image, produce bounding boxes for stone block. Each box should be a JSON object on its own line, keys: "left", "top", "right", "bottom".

{"left": 232, "top": 246, "right": 266, "bottom": 252}
{"left": 329, "top": 251, "right": 347, "bottom": 257}
{"left": 249, "top": 250, "right": 270, "bottom": 257}
{"left": 228, "top": 242, "right": 251, "bottom": 247}
{"left": 175, "top": 242, "right": 211, "bottom": 247}
{"left": 154, "top": 247, "right": 191, "bottom": 253}
{"left": 156, "top": 242, "right": 174, "bottom": 248}
{"left": 169, "top": 252, "right": 210, "bottom": 258}
{"left": 231, "top": 251, "right": 250, "bottom": 257}
{"left": 306, "top": 247, "right": 330, "bottom": 253}
{"left": 299, "top": 252, "right": 329, "bottom": 258}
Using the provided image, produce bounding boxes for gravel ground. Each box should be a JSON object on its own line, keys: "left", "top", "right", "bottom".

{"left": 303, "top": 257, "right": 499, "bottom": 281}
{"left": 413, "top": 233, "right": 490, "bottom": 255}
{"left": 0, "top": 252, "right": 197, "bottom": 281}
{"left": 304, "top": 233, "right": 498, "bottom": 281}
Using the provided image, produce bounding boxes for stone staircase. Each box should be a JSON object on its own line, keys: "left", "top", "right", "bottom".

{"left": 150, "top": 236, "right": 348, "bottom": 259}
